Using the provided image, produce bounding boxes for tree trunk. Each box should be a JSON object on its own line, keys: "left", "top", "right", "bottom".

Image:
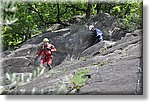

{"left": 96, "top": 3, "right": 101, "bottom": 14}
{"left": 86, "top": 2, "right": 92, "bottom": 19}
{"left": 57, "top": 2, "right": 61, "bottom": 23}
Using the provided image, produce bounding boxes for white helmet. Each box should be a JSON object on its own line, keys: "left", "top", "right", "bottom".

{"left": 43, "top": 38, "right": 49, "bottom": 42}
{"left": 89, "top": 25, "right": 94, "bottom": 30}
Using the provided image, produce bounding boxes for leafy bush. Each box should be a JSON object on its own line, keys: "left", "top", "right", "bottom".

{"left": 110, "top": 1, "right": 142, "bottom": 31}
{"left": 70, "top": 69, "right": 89, "bottom": 92}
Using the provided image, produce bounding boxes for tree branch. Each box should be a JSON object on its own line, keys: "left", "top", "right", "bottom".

{"left": 65, "top": 5, "right": 86, "bottom": 12}
{"left": 27, "top": 3, "right": 70, "bottom": 26}
{"left": 27, "top": 3, "right": 47, "bottom": 25}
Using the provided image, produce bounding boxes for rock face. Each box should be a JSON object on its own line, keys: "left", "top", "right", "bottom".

{"left": 2, "top": 26, "right": 96, "bottom": 69}
{"left": 86, "top": 13, "right": 128, "bottom": 41}
{"left": 1, "top": 13, "right": 127, "bottom": 70}
{"left": 0, "top": 45, "right": 39, "bottom": 74}
{"left": 0, "top": 13, "right": 143, "bottom": 95}
{"left": 5, "top": 29, "right": 142, "bottom": 95}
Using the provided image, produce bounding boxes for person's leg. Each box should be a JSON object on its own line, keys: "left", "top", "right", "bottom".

{"left": 40, "top": 58, "right": 46, "bottom": 68}
{"left": 97, "top": 35, "right": 103, "bottom": 42}
{"left": 47, "top": 58, "right": 52, "bottom": 70}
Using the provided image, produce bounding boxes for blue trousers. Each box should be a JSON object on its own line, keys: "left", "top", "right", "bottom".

{"left": 97, "top": 35, "right": 103, "bottom": 42}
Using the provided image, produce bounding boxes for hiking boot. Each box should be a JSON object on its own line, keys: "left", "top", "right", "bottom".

{"left": 47, "top": 64, "right": 52, "bottom": 70}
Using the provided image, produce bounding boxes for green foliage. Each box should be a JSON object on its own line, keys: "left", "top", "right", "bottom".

{"left": 121, "top": 2, "right": 142, "bottom": 31}
{"left": 2, "top": 2, "right": 88, "bottom": 50}
{"left": 1, "top": 0, "right": 18, "bottom": 25}
{"left": 109, "top": 2, "right": 142, "bottom": 31}
{"left": 71, "top": 69, "right": 89, "bottom": 90}
{"left": 2, "top": 1, "right": 142, "bottom": 51}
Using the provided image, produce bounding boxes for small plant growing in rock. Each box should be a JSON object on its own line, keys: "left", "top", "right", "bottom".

{"left": 79, "top": 57, "right": 87, "bottom": 61}
{"left": 70, "top": 69, "right": 90, "bottom": 93}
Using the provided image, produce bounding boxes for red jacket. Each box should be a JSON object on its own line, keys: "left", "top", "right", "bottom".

{"left": 36, "top": 43, "right": 56, "bottom": 59}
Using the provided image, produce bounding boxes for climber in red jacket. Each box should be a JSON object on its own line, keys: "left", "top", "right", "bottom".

{"left": 35, "top": 38, "right": 56, "bottom": 70}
